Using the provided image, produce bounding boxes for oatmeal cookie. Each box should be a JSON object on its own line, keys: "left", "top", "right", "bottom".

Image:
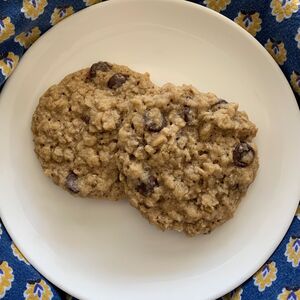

{"left": 32, "top": 62, "right": 156, "bottom": 199}
{"left": 85, "top": 61, "right": 155, "bottom": 98}
{"left": 117, "top": 84, "right": 259, "bottom": 235}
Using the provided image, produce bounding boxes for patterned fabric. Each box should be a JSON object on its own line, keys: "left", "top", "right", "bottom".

{"left": 0, "top": 223, "right": 62, "bottom": 299}
{"left": 0, "top": 1, "right": 299, "bottom": 299}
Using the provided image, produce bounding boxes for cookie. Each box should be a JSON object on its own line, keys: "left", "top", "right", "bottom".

{"left": 85, "top": 61, "right": 155, "bottom": 98}
{"left": 117, "top": 84, "right": 259, "bottom": 235}
{"left": 32, "top": 62, "right": 156, "bottom": 199}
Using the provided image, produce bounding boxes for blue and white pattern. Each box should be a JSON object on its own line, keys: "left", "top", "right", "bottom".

{"left": 0, "top": 224, "right": 60, "bottom": 299}
{"left": 0, "top": 1, "right": 299, "bottom": 299}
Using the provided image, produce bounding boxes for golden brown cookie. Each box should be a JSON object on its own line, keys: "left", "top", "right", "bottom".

{"left": 32, "top": 62, "right": 156, "bottom": 199}
{"left": 117, "top": 84, "right": 259, "bottom": 235}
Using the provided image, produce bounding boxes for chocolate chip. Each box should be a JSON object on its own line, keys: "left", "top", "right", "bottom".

{"left": 182, "top": 105, "right": 196, "bottom": 124}
{"left": 233, "top": 142, "right": 255, "bottom": 167}
{"left": 66, "top": 172, "right": 79, "bottom": 193}
{"left": 144, "top": 108, "right": 167, "bottom": 132}
{"left": 88, "top": 61, "right": 112, "bottom": 79}
{"left": 211, "top": 99, "right": 228, "bottom": 111}
{"left": 232, "top": 183, "right": 240, "bottom": 190}
{"left": 81, "top": 115, "right": 90, "bottom": 124}
{"left": 107, "top": 73, "right": 128, "bottom": 89}
{"left": 183, "top": 106, "right": 191, "bottom": 122}
{"left": 136, "top": 175, "right": 158, "bottom": 196}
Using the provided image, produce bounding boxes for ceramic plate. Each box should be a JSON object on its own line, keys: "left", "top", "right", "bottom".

{"left": 0, "top": 0, "right": 299, "bottom": 299}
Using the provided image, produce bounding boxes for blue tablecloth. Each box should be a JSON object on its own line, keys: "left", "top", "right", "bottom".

{"left": 0, "top": 1, "right": 299, "bottom": 299}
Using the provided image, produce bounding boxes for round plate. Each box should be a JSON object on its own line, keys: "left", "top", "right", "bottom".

{"left": 0, "top": 1, "right": 299, "bottom": 299}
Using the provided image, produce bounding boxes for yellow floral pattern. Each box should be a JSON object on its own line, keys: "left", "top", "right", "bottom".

{"left": 296, "top": 28, "right": 300, "bottom": 48}
{"left": 24, "top": 279, "right": 53, "bottom": 300}
{"left": 253, "top": 261, "right": 277, "bottom": 292}
{"left": 284, "top": 236, "right": 300, "bottom": 267}
{"left": 15, "top": 27, "right": 41, "bottom": 49}
{"left": 50, "top": 6, "right": 75, "bottom": 26}
{"left": 203, "top": 0, "right": 231, "bottom": 12}
{"left": 0, "top": 261, "right": 14, "bottom": 298}
{"left": 291, "top": 71, "right": 300, "bottom": 95}
{"left": 0, "top": 52, "right": 19, "bottom": 78}
{"left": 0, "top": 17, "right": 15, "bottom": 43}
{"left": 271, "top": 0, "right": 300, "bottom": 22}
{"left": 234, "top": 11, "right": 262, "bottom": 36}
{"left": 265, "top": 38, "right": 287, "bottom": 65}
{"left": 21, "top": 0, "right": 48, "bottom": 21}
{"left": 11, "top": 243, "right": 30, "bottom": 265}
{"left": 277, "top": 288, "right": 300, "bottom": 300}
{"left": 84, "top": 0, "right": 102, "bottom": 6}
{"left": 222, "top": 287, "right": 243, "bottom": 300}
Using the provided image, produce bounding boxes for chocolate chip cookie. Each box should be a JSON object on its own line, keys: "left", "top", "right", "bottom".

{"left": 117, "top": 84, "right": 259, "bottom": 235}
{"left": 32, "top": 62, "right": 259, "bottom": 236}
{"left": 32, "top": 62, "right": 156, "bottom": 199}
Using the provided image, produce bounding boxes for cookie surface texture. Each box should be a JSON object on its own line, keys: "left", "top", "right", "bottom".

{"left": 32, "top": 62, "right": 155, "bottom": 199}
{"left": 117, "top": 84, "right": 259, "bottom": 235}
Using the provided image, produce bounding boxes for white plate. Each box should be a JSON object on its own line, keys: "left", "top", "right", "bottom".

{"left": 0, "top": 0, "right": 299, "bottom": 299}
